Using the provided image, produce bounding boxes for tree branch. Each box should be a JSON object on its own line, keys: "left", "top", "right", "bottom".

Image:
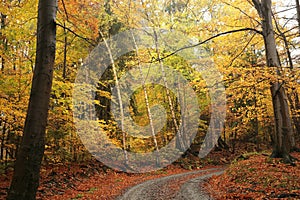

{"left": 55, "top": 22, "right": 96, "bottom": 46}
{"left": 226, "top": 34, "right": 256, "bottom": 68}
{"left": 272, "top": 12, "right": 294, "bottom": 69}
{"left": 156, "top": 28, "right": 262, "bottom": 62}
{"left": 61, "top": 0, "right": 69, "bottom": 21}
{"left": 221, "top": 1, "right": 261, "bottom": 25}
{"left": 252, "top": 0, "right": 263, "bottom": 18}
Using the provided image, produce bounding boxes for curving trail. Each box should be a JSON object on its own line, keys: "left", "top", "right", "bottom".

{"left": 117, "top": 168, "right": 224, "bottom": 200}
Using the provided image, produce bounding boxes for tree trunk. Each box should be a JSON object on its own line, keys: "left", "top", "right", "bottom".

{"left": 296, "top": 0, "right": 300, "bottom": 34}
{"left": 152, "top": 28, "right": 186, "bottom": 152}
{"left": 253, "top": 0, "right": 280, "bottom": 67}
{"left": 131, "top": 30, "right": 160, "bottom": 166}
{"left": 270, "top": 83, "right": 294, "bottom": 161}
{"left": 99, "top": 31, "right": 129, "bottom": 166}
{"left": 252, "top": 0, "right": 294, "bottom": 162}
{"left": 7, "top": 0, "right": 57, "bottom": 199}
{"left": 273, "top": 15, "right": 300, "bottom": 141}
{"left": 63, "top": 22, "right": 68, "bottom": 79}
{"left": 1, "top": 13, "right": 7, "bottom": 72}
{"left": 292, "top": 91, "right": 300, "bottom": 136}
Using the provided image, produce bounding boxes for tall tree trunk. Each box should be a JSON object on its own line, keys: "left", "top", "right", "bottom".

{"left": 252, "top": 0, "right": 280, "bottom": 67}
{"left": 0, "top": 13, "right": 7, "bottom": 72}
{"left": 7, "top": 0, "right": 57, "bottom": 199}
{"left": 152, "top": 29, "right": 186, "bottom": 152}
{"left": 99, "top": 31, "right": 129, "bottom": 166}
{"left": 0, "top": 121, "right": 6, "bottom": 161}
{"left": 63, "top": 21, "right": 68, "bottom": 79}
{"left": 130, "top": 31, "right": 160, "bottom": 166}
{"left": 295, "top": 0, "right": 300, "bottom": 34}
{"left": 252, "top": 0, "right": 294, "bottom": 162}
{"left": 287, "top": 87, "right": 300, "bottom": 145}
{"left": 273, "top": 13, "right": 300, "bottom": 140}
{"left": 271, "top": 83, "right": 294, "bottom": 159}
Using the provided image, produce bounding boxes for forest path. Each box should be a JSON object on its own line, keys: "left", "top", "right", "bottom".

{"left": 117, "top": 167, "right": 224, "bottom": 200}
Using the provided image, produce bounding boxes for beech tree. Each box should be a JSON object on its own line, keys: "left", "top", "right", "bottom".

{"left": 296, "top": 0, "right": 300, "bottom": 33}
{"left": 252, "top": 0, "right": 295, "bottom": 162}
{"left": 7, "top": 0, "right": 57, "bottom": 199}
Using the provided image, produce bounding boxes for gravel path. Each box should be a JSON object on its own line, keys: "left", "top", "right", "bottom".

{"left": 117, "top": 168, "right": 224, "bottom": 200}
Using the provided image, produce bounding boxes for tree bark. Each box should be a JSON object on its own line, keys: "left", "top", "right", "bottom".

{"left": 1, "top": 13, "right": 7, "bottom": 72}
{"left": 253, "top": 0, "right": 280, "bottom": 67}
{"left": 63, "top": 22, "right": 68, "bottom": 79}
{"left": 270, "top": 83, "right": 295, "bottom": 161}
{"left": 252, "top": 0, "right": 294, "bottom": 162}
{"left": 152, "top": 28, "right": 186, "bottom": 152}
{"left": 7, "top": 0, "right": 57, "bottom": 199}
{"left": 295, "top": 0, "right": 300, "bottom": 34}
{"left": 291, "top": 90, "right": 300, "bottom": 136}
{"left": 99, "top": 31, "right": 129, "bottom": 166}
{"left": 131, "top": 31, "right": 160, "bottom": 166}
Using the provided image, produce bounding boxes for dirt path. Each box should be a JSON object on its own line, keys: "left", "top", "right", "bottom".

{"left": 117, "top": 168, "right": 224, "bottom": 200}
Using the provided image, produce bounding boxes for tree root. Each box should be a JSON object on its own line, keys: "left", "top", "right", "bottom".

{"left": 270, "top": 151, "right": 297, "bottom": 166}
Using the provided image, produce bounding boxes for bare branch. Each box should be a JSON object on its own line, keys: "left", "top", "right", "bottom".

{"left": 61, "top": 0, "right": 69, "bottom": 21}
{"left": 273, "top": 6, "right": 297, "bottom": 15}
{"left": 226, "top": 34, "right": 256, "bottom": 68}
{"left": 222, "top": 1, "right": 261, "bottom": 25}
{"left": 272, "top": 12, "right": 294, "bottom": 69}
{"left": 157, "top": 28, "right": 262, "bottom": 62}
{"left": 56, "top": 22, "right": 96, "bottom": 46}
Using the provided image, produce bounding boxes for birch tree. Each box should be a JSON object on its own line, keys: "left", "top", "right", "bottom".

{"left": 99, "top": 31, "right": 129, "bottom": 166}
{"left": 130, "top": 31, "right": 161, "bottom": 166}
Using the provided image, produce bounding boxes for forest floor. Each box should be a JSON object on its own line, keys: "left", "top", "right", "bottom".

{"left": 206, "top": 151, "right": 300, "bottom": 200}
{"left": 0, "top": 143, "right": 232, "bottom": 200}
{"left": 0, "top": 147, "right": 299, "bottom": 199}
{"left": 0, "top": 155, "right": 222, "bottom": 200}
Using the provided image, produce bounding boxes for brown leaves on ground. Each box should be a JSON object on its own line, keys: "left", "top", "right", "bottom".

{"left": 206, "top": 152, "right": 300, "bottom": 200}
{"left": 0, "top": 161, "right": 200, "bottom": 200}
{"left": 44, "top": 164, "right": 191, "bottom": 200}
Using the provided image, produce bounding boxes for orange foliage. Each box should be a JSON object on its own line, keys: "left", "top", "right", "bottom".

{"left": 206, "top": 152, "right": 300, "bottom": 199}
